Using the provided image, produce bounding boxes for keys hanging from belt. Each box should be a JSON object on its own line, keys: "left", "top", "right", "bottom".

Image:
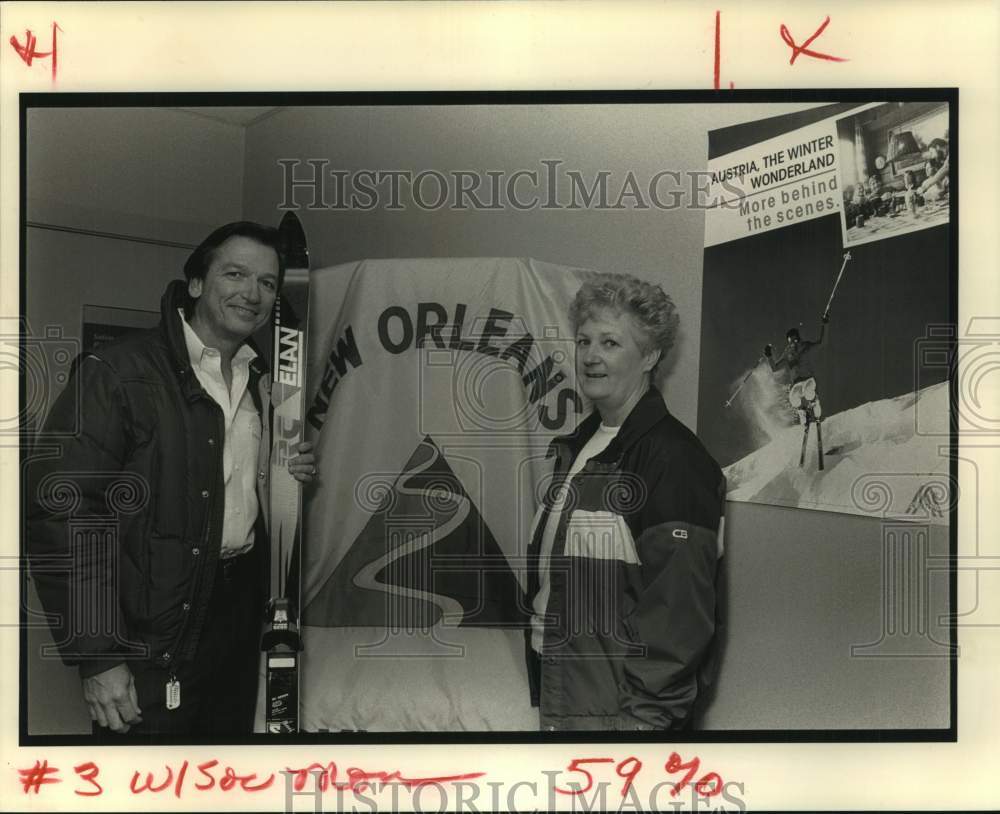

{"left": 166, "top": 674, "right": 181, "bottom": 710}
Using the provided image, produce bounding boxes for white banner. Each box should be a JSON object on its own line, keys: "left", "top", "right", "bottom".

{"left": 300, "top": 257, "right": 591, "bottom": 731}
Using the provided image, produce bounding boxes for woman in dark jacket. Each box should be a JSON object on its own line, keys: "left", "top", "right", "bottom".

{"left": 527, "top": 272, "right": 726, "bottom": 731}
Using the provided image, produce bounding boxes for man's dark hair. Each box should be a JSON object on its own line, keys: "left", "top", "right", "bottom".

{"left": 786, "top": 328, "right": 801, "bottom": 341}
{"left": 184, "top": 221, "right": 286, "bottom": 287}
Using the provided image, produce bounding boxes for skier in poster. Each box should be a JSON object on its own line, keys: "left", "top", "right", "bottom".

{"left": 750, "top": 252, "right": 849, "bottom": 471}
{"left": 761, "top": 311, "right": 831, "bottom": 470}
{"left": 763, "top": 313, "right": 829, "bottom": 425}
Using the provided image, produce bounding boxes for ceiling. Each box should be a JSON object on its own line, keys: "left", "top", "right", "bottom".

{"left": 172, "top": 107, "right": 280, "bottom": 127}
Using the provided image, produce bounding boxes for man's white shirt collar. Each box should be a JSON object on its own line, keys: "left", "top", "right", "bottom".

{"left": 178, "top": 308, "right": 257, "bottom": 370}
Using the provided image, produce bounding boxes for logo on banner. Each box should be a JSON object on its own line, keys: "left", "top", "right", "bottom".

{"left": 305, "top": 436, "right": 526, "bottom": 629}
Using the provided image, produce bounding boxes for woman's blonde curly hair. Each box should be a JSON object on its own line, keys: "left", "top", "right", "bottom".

{"left": 569, "top": 271, "right": 679, "bottom": 377}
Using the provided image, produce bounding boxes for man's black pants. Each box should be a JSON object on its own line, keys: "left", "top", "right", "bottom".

{"left": 92, "top": 550, "right": 262, "bottom": 740}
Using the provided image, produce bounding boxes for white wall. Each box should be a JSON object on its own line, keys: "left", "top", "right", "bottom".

{"left": 26, "top": 107, "right": 247, "bottom": 343}
{"left": 242, "top": 103, "right": 818, "bottom": 429}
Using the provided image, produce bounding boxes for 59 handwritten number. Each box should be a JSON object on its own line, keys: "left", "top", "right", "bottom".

{"left": 555, "top": 753, "right": 721, "bottom": 798}
{"left": 554, "top": 757, "right": 643, "bottom": 797}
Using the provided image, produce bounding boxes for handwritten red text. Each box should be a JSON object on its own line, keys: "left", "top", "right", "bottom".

{"left": 555, "top": 752, "right": 724, "bottom": 799}
{"left": 73, "top": 762, "right": 103, "bottom": 797}
{"left": 286, "top": 762, "right": 486, "bottom": 795}
{"left": 714, "top": 10, "right": 848, "bottom": 87}
{"left": 9, "top": 22, "right": 61, "bottom": 81}
{"left": 18, "top": 760, "right": 61, "bottom": 794}
{"left": 779, "top": 16, "right": 848, "bottom": 65}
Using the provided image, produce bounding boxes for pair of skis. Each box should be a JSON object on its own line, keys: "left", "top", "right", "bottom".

{"left": 261, "top": 212, "right": 310, "bottom": 733}
{"left": 798, "top": 401, "right": 824, "bottom": 471}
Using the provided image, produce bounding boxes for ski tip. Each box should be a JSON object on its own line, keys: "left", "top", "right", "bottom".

{"left": 278, "top": 212, "right": 309, "bottom": 270}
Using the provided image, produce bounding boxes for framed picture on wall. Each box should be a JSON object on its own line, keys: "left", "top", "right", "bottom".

{"left": 81, "top": 304, "right": 159, "bottom": 353}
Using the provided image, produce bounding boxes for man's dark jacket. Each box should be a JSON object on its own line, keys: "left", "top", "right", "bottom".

{"left": 27, "top": 280, "right": 272, "bottom": 679}
{"left": 526, "top": 387, "right": 726, "bottom": 731}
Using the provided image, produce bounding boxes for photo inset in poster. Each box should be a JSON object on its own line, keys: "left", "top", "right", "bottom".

{"left": 837, "top": 102, "right": 951, "bottom": 247}
{"left": 699, "top": 102, "right": 953, "bottom": 522}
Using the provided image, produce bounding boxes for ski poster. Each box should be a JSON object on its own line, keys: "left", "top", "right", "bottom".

{"left": 299, "top": 257, "right": 589, "bottom": 731}
{"left": 699, "top": 102, "right": 953, "bottom": 523}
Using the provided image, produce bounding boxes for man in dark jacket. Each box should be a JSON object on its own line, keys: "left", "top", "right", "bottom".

{"left": 27, "top": 221, "right": 315, "bottom": 737}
